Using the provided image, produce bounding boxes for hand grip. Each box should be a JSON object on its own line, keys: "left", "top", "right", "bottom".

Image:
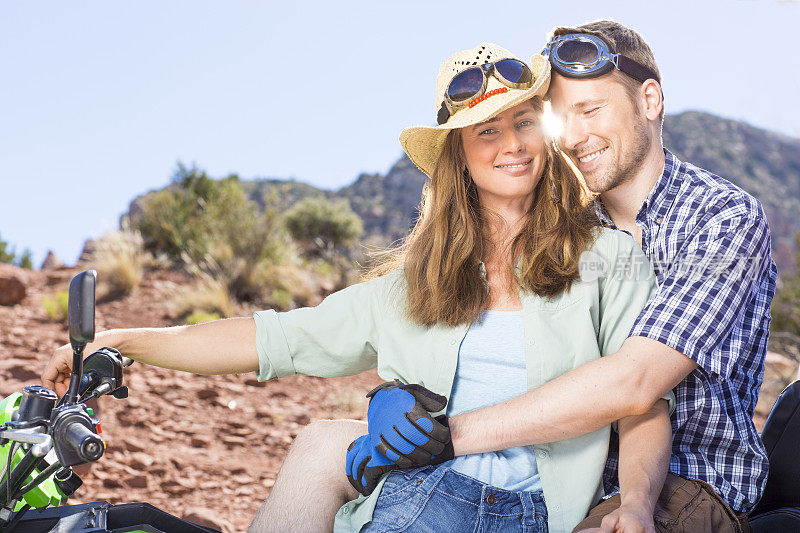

{"left": 61, "top": 420, "right": 104, "bottom": 463}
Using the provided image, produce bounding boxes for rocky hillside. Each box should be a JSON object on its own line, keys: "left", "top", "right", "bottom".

{"left": 0, "top": 264, "right": 382, "bottom": 532}
{"left": 662, "top": 112, "right": 800, "bottom": 270}
{"left": 237, "top": 158, "right": 426, "bottom": 247}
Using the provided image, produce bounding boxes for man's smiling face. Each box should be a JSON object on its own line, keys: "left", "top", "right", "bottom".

{"left": 548, "top": 72, "right": 651, "bottom": 194}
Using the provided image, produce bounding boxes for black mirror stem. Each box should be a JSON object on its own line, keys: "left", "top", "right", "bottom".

{"left": 62, "top": 345, "right": 86, "bottom": 407}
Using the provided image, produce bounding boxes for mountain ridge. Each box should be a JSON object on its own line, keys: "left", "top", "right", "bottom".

{"left": 129, "top": 111, "right": 800, "bottom": 272}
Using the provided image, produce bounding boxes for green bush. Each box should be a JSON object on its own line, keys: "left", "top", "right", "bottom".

{"left": 0, "top": 234, "right": 14, "bottom": 264}
{"left": 771, "top": 232, "right": 800, "bottom": 357}
{"left": 268, "top": 288, "right": 294, "bottom": 310}
{"left": 0, "top": 233, "right": 32, "bottom": 269}
{"left": 773, "top": 281, "right": 800, "bottom": 336}
{"left": 131, "top": 163, "right": 289, "bottom": 301}
{"left": 17, "top": 250, "right": 32, "bottom": 269}
{"left": 283, "top": 197, "right": 363, "bottom": 258}
{"left": 42, "top": 291, "right": 69, "bottom": 321}
{"left": 185, "top": 311, "right": 222, "bottom": 325}
{"left": 132, "top": 164, "right": 251, "bottom": 261}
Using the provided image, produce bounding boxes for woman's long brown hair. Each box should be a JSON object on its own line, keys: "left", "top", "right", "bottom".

{"left": 370, "top": 98, "right": 599, "bottom": 327}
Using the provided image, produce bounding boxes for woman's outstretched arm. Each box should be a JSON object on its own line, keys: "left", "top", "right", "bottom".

{"left": 42, "top": 318, "right": 259, "bottom": 396}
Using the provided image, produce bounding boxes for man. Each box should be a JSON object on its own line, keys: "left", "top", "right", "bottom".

{"left": 452, "top": 20, "right": 776, "bottom": 531}
{"left": 249, "top": 20, "right": 776, "bottom": 533}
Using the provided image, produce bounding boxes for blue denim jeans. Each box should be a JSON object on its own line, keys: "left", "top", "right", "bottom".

{"left": 362, "top": 463, "right": 548, "bottom": 533}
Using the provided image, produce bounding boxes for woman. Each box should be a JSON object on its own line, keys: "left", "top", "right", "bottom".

{"left": 43, "top": 45, "right": 673, "bottom": 533}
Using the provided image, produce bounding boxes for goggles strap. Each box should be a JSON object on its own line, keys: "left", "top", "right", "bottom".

{"left": 437, "top": 103, "right": 451, "bottom": 126}
{"left": 615, "top": 54, "right": 660, "bottom": 84}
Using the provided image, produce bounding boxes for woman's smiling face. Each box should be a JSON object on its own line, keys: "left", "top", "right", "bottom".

{"left": 460, "top": 100, "right": 546, "bottom": 210}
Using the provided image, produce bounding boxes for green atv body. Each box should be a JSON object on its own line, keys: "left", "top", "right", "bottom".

{"left": 0, "top": 392, "right": 65, "bottom": 510}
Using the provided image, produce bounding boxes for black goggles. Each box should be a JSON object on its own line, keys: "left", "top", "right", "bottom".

{"left": 542, "top": 33, "right": 659, "bottom": 84}
{"left": 437, "top": 58, "right": 533, "bottom": 125}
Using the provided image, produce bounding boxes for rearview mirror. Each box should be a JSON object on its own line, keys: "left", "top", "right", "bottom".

{"left": 68, "top": 270, "right": 97, "bottom": 353}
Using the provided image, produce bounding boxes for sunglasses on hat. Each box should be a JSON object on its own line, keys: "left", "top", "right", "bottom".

{"left": 436, "top": 59, "right": 534, "bottom": 125}
{"left": 542, "top": 33, "right": 659, "bottom": 84}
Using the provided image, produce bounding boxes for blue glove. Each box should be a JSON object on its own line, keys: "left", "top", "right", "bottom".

{"left": 345, "top": 435, "right": 397, "bottom": 496}
{"left": 366, "top": 380, "right": 453, "bottom": 468}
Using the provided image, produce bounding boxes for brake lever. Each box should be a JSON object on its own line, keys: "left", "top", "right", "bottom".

{"left": 111, "top": 387, "right": 128, "bottom": 399}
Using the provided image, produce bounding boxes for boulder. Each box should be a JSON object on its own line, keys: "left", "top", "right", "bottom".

{"left": 0, "top": 263, "right": 28, "bottom": 306}
{"left": 4, "top": 363, "right": 40, "bottom": 382}
{"left": 40, "top": 250, "right": 64, "bottom": 270}
{"left": 196, "top": 387, "right": 220, "bottom": 401}
{"left": 183, "top": 507, "right": 235, "bottom": 533}
{"left": 76, "top": 238, "right": 97, "bottom": 265}
{"left": 126, "top": 474, "right": 149, "bottom": 489}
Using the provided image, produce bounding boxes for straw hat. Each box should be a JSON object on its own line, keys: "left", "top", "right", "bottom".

{"left": 400, "top": 43, "right": 550, "bottom": 177}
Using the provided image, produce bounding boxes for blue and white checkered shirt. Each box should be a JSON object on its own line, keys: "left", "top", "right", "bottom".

{"left": 599, "top": 149, "right": 778, "bottom": 512}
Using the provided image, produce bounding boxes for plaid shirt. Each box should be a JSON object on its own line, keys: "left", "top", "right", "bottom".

{"left": 598, "top": 150, "right": 778, "bottom": 512}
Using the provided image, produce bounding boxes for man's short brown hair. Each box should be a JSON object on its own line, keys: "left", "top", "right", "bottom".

{"left": 549, "top": 19, "right": 664, "bottom": 124}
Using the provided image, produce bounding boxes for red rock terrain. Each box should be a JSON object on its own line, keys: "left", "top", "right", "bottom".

{"left": 0, "top": 266, "right": 381, "bottom": 532}
{"left": 1, "top": 266, "right": 797, "bottom": 532}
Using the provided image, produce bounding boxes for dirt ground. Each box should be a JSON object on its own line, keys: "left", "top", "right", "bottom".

{"left": 1, "top": 266, "right": 797, "bottom": 532}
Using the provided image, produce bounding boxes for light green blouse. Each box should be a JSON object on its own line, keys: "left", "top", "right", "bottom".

{"left": 254, "top": 228, "right": 665, "bottom": 533}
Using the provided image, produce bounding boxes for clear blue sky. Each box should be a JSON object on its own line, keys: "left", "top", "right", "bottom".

{"left": 1, "top": 0, "right": 798, "bottom": 266}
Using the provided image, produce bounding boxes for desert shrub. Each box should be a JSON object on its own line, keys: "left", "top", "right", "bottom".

{"left": 0, "top": 233, "right": 32, "bottom": 269}
{"left": 132, "top": 164, "right": 289, "bottom": 301}
{"left": 268, "top": 289, "right": 294, "bottom": 310}
{"left": 17, "top": 250, "right": 32, "bottom": 270}
{"left": 84, "top": 228, "right": 152, "bottom": 297}
{"left": 771, "top": 232, "right": 800, "bottom": 359}
{"left": 0, "top": 235, "right": 12, "bottom": 264}
{"left": 185, "top": 311, "right": 222, "bottom": 325}
{"left": 329, "top": 387, "right": 367, "bottom": 414}
{"left": 773, "top": 280, "right": 800, "bottom": 336}
{"left": 42, "top": 291, "right": 69, "bottom": 321}
{"left": 257, "top": 262, "right": 319, "bottom": 308}
{"left": 313, "top": 260, "right": 336, "bottom": 277}
{"left": 132, "top": 165, "right": 234, "bottom": 260}
{"left": 170, "top": 276, "right": 235, "bottom": 319}
{"left": 283, "top": 197, "right": 363, "bottom": 258}
{"left": 132, "top": 164, "right": 278, "bottom": 262}
{"left": 200, "top": 206, "right": 288, "bottom": 302}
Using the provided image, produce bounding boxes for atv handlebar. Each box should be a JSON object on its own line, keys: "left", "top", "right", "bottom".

{"left": 59, "top": 418, "right": 103, "bottom": 464}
